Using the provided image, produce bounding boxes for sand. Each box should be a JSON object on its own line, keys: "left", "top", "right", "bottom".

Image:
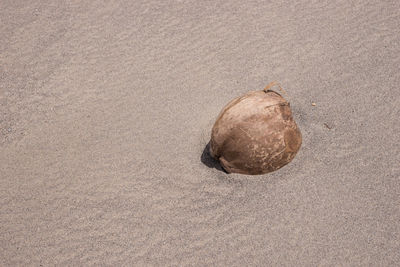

{"left": 1, "top": 0, "right": 399, "bottom": 265}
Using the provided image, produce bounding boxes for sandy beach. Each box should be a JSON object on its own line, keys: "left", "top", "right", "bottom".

{"left": 1, "top": 0, "right": 399, "bottom": 265}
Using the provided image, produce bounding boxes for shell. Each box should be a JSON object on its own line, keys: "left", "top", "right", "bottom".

{"left": 210, "top": 87, "right": 302, "bottom": 175}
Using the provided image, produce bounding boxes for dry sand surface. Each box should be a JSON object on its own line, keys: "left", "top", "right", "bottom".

{"left": 1, "top": 0, "right": 400, "bottom": 265}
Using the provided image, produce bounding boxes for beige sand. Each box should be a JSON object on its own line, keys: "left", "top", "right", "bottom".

{"left": 1, "top": 0, "right": 399, "bottom": 265}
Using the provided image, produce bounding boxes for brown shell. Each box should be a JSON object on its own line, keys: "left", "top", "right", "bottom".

{"left": 210, "top": 89, "right": 302, "bottom": 175}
